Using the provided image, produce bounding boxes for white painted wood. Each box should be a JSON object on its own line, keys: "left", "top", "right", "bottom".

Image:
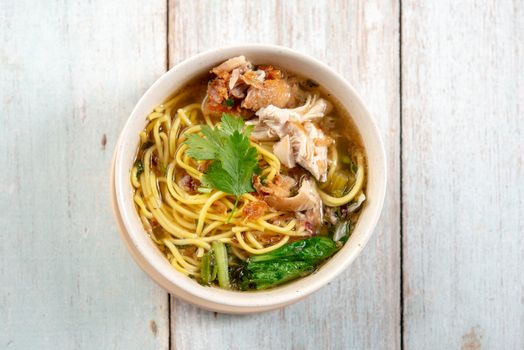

{"left": 0, "top": 1, "right": 169, "bottom": 349}
{"left": 402, "top": 1, "right": 524, "bottom": 349}
{"left": 169, "top": 1, "right": 401, "bottom": 349}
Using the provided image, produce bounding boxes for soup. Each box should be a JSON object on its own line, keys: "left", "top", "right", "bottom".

{"left": 131, "top": 56, "right": 366, "bottom": 291}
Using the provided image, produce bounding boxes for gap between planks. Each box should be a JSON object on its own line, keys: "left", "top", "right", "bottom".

{"left": 398, "top": 0, "right": 405, "bottom": 349}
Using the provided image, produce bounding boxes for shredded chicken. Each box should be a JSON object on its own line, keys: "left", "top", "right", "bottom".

{"left": 264, "top": 178, "right": 323, "bottom": 228}
{"left": 250, "top": 95, "right": 332, "bottom": 181}
{"left": 287, "top": 121, "right": 329, "bottom": 182}
{"left": 229, "top": 68, "right": 241, "bottom": 90}
{"left": 211, "top": 55, "right": 251, "bottom": 77}
{"left": 256, "top": 94, "right": 330, "bottom": 125}
{"left": 273, "top": 135, "right": 295, "bottom": 168}
{"left": 248, "top": 123, "right": 279, "bottom": 141}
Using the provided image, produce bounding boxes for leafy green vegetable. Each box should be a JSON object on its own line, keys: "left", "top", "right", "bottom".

{"left": 184, "top": 113, "right": 259, "bottom": 200}
{"left": 212, "top": 241, "right": 230, "bottom": 289}
{"left": 243, "top": 261, "right": 315, "bottom": 290}
{"left": 135, "top": 159, "right": 144, "bottom": 178}
{"left": 248, "top": 237, "right": 338, "bottom": 264}
{"left": 241, "top": 237, "right": 338, "bottom": 290}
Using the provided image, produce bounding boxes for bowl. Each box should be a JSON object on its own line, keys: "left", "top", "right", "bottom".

{"left": 111, "top": 44, "right": 386, "bottom": 314}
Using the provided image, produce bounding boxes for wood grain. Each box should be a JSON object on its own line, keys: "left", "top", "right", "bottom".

{"left": 168, "top": 1, "right": 401, "bottom": 349}
{"left": 0, "top": 1, "right": 169, "bottom": 349}
{"left": 402, "top": 1, "right": 524, "bottom": 349}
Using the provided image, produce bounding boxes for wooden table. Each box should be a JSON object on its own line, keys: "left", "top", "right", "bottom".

{"left": 1, "top": 1, "right": 522, "bottom": 349}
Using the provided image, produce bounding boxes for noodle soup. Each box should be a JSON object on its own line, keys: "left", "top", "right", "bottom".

{"left": 131, "top": 56, "right": 366, "bottom": 291}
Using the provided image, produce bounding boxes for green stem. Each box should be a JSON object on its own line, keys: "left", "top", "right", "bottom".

{"left": 200, "top": 251, "right": 212, "bottom": 285}
{"left": 226, "top": 197, "right": 239, "bottom": 223}
{"left": 212, "top": 241, "right": 230, "bottom": 289}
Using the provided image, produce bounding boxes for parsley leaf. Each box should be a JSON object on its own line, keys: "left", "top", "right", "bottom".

{"left": 184, "top": 114, "right": 259, "bottom": 199}
{"left": 184, "top": 131, "right": 218, "bottom": 160}
{"left": 220, "top": 114, "right": 244, "bottom": 136}
{"left": 204, "top": 131, "right": 258, "bottom": 196}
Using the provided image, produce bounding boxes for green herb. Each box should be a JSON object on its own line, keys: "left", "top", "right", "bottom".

{"left": 222, "top": 98, "right": 235, "bottom": 107}
{"left": 197, "top": 187, "right": 212, "bottom": 193}
{"left": 184, "top": 114, "right": 259, "bottom": 208}
{"left": 135, "top": 159, "right": 144, "bottom": 178}
{"left": 241, "top": 237, "right": 338, "bottom": 290}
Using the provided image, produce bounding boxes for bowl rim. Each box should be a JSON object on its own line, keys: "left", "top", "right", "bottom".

{"left": 113, "top": 44, "right": 387, "bottom": 311}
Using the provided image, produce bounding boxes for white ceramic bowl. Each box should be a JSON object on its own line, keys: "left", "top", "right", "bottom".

{"left": 112, "top": 44, "right": 386, "bottom": 314}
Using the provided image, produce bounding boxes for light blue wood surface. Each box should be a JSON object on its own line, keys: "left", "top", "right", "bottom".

{"left": 1, "top": 1, "right": 169, "bottom": 349}
{"left": 1, "top": 0, "right": 523, "bottom": 349}
{"left": 402, "top": 1, "right": 524, "bottom": 349}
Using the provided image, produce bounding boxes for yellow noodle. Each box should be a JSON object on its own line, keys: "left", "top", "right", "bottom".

{"left": 235, "top": 232, "right": 289, "bottom": 255}
{"left": 317, "top": 152, "right": 365, "bottom": 206}
{"left": 168, "top": 118, "right": 181, "bottom": 157}
{"left": 231, "top": 245, "right": 248, "bottom": 261}
{"left": 177, "top": 108, "right": 192, "bottom": 126}
{"left": 169, "top": 258, "right": 190, "bottom": 276}
{"left": 256, "top": 219, "right": 296, "bottom": 233}
{"left": 246, "top": 232, "right": 264, "bottom": 249}
{"left": 202, "top": 220, "right": 225, "bottom": 236}
{"left": 196, "top": 191, "right": 227, "bottom": 235}
{"left": 134, "top": 194, "right": 153, "bottom": 219}
{"left": 139, "top": 131, "right": 148, "bottom": 144}
{"left": 130, "top": 166, "right": 140, "bottom": 188}
{"left": 164, "top": 240, "right": 199, "bottom": 272}
{"left": 172, "top": 209, "right": 196, "bottom": 230}
{"left": 148, "top": 111, "right": 164, "bottom": 121}
{"left": 175, "top": 144, "right": 202, "bottom": 179}
{"left": 170, "top": 238, "right": 211, "bottom": 250}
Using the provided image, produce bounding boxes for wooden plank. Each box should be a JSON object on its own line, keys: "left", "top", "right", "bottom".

{"left": 402, "top": 1, "right": 524, "bottom": 349}
{"left": 0, "top": 1, "right": 169, "bottom": 349}
{"left": 168, "top": 1, "right": 400, "bottom": 349}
